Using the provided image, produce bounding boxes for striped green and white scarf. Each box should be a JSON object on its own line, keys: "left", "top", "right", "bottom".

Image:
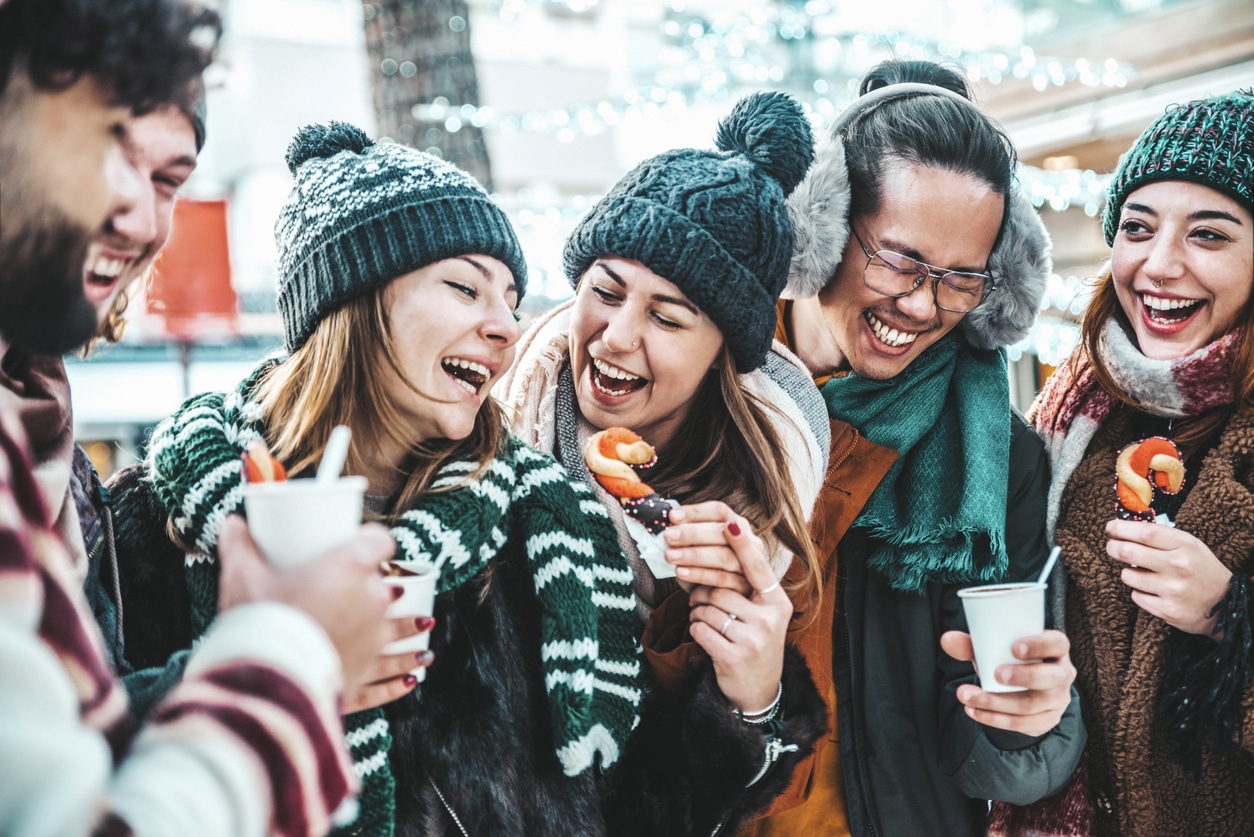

{"left": 144, "top": 361, "right": 643, "bottom": 836}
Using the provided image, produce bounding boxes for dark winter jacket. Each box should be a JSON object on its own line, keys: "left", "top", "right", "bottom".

{"left": 1057, "top": 408, "right": 1254, "bottom": 836}
{"left": 747, "top": 413, "right": 1086, "bottom": 837}
{"left": 108, "top": 464, "right": 827, "bottom": 836}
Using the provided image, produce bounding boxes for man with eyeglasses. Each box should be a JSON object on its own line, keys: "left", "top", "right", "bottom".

{"left": 742, "top": 61, "right": 1084, "bottom": 837}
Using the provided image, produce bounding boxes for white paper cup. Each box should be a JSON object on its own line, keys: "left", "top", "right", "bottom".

{"left": 242, "top": 476, "right": 367, "bottom": 570}
{"left": 957, "top": 581, "right": 1046, "bottom": 693}
{"left": 382, "top": 563, "right": 438, "bottom": 682}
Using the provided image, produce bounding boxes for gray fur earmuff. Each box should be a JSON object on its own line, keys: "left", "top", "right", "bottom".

{"left": 785, "top": 82, "right": 1050, "bottom": 350}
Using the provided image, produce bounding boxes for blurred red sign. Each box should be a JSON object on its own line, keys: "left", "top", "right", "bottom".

{"left": 148, "top": 198, "right": 238, "bottom": 340}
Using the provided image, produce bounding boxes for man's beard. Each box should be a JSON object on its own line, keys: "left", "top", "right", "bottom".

{"left": 0, "top": 201, "right": 98, "bottom": 355}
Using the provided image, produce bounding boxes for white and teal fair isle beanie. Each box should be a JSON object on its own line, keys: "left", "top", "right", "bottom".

{"left": 274, "top": 121, "right": 528, "bottom": 352}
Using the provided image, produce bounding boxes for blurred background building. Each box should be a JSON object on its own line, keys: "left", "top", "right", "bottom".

{"left": 71, "top": 0, "right": 1254, "bottom": 476}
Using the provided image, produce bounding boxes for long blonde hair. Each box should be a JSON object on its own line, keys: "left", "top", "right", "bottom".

{"left": 646, "top": 344, "right": 822, "bottom": 615}
{"left": 254, "top": 288, "right": 505, "bottom": 520}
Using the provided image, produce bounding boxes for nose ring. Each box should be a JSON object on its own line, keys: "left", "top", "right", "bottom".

{"left": 1151, "top": 277, "right": 1163, "bottom": 290}
{"left": 631, "top": 340, "right": 638, "bottom": 348}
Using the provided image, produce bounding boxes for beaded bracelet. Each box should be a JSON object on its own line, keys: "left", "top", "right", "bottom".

{"left": 737, "top": 681, "right": 783, "bottom": 725}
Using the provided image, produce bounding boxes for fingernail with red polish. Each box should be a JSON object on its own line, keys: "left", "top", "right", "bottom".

{"left": 390, "top": 586, "right": 405, "bottom": 600}
{"left": 403, "top": 674, "right": 418, "bottom": 687}
{"left": 415, "top": 650, "right": 435, "bottom": 666}
{"left": 415, "top": 616, "right": 436, "bottom": 632}
{"left": 728, "top": 520, "right": 742, "bottom": 537}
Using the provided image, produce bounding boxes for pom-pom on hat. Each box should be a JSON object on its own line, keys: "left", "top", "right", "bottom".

{"left": 274, "top": 121, "right": 527, "bottom": 352}
{"left": 563, "top": 91, "right": 814, "bottom": 372}
{"left": 1103, "top": 89, "right": 1254, "bottom": 245}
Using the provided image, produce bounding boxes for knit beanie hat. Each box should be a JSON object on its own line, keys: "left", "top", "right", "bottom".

{"left": 275, "top": 121, "right": 528, "bottom": 352}
{"left": 1103, "top": 89, "right": 1254, "bottom": 245}
{"left": 563, "top": 91, "right": 814, "bottom": 372}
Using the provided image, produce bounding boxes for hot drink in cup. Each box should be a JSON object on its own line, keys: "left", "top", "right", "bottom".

{"left": 957, "top": 581, "right": 1046, "bottom": 693}
{"left": 242, "top": 475, "right": 368, "bottom": 570}
{"left": 240, "top": 438, "right": 367, "bottom": 569}
{"left": 380, "top": 560, "right": 438, "bottom": 682}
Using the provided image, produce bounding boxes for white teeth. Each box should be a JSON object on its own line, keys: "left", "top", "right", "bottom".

{"left": 592, "top": 375, "right": 621, "bottom": 396}
{"left": 865, "top": 312, "right": 919, "bottom": 347}
{"left": 444, "top": 358, "right": 490, "bottom": 379}
{"left": 593, "top": 357, "right": 642, "bottom": 382}
{"left": 85, "top": 252, "right": 128, "bottom": 278}
{"left": 1142, "top": 295, "right": 1200, "bottom": 312}
{"left": 449, "top": 376, "right": 477, "bottom": 395}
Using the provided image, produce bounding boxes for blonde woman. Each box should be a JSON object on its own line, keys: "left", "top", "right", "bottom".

{"left": 110, "top": 123, "right": 642, "bottom": 836}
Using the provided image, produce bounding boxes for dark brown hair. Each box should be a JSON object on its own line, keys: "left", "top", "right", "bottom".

{"left": 0, "top": 0, "right": 221, "bottom": 112}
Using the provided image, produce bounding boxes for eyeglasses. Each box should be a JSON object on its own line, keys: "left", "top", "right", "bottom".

{"left": 852, "top": 228, "right": 996, "bottom": 314}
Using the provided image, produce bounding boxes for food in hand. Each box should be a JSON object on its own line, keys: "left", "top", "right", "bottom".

{"left": 584, "top": 427, "right": 672, "bottom": 535}
{"left": 1115, "top": 436, "right": 1184, "bottom": 523}
{"left": 242, "top": 440, "right": 288, "bottom": 483}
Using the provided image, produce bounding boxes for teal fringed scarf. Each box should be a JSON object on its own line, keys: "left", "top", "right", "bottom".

{"left": 822, "top": 332, "right": 1010, "bottom": 594}
{"left": 144, "top": 361, "right": 643, "bottom": 836}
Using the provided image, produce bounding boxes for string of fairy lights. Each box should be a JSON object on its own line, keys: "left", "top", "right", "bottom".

{"left": 373, "top": 0, "right": 1132, "bottom": 363}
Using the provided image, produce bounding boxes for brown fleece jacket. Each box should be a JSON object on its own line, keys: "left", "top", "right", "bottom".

{"left": 1056, "top": 408, "right": 1254, "bottom": 837}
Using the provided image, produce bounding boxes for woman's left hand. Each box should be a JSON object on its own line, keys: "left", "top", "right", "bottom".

{"left": 1106, "top": 518, "right": 1233, "bottom": 636}
{"left": 679, "top": 505, "right": 791, "bottom": 713}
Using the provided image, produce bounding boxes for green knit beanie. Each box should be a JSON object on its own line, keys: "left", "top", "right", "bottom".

{"left": 563, "top": 91, "right": 814, "bottom": 372}
{"left": 275, "top": 121, "right": 528, "bottom": 352}
{"left": 1103, "top": 89, "right": 1254, "bottom": 245}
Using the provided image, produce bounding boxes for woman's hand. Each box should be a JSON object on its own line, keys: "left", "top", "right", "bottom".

{"left": 941, "top": 630, "right": 1076, "bottom": 737}
{"left": 675, "top": 503, "right": 791, "bottom": 713}
{"left": 665, "top": 501, "right": 761, "bottom": 595}
{"left": 341, "top": 616, "right": 435, "bottom": 714}
{"left": 217, "top": 516, "right": 396, "bottom": 698}
{"left": 1106, "top": 518, "right": 1233, "bottom": 637}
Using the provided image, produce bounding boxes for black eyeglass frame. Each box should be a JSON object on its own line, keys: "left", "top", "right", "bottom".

{"left": 851, "top": 228, "right": 998, "bottom": 314}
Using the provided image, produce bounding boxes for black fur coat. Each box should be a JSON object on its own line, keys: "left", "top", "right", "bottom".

{"left": 109, "top": 464, "right": 827, "bottom": 836}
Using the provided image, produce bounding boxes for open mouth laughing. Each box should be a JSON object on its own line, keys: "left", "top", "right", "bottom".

{"left": 591, "top": 357, "right": 647, "bottom": 396}
{"left": 82, "top": 243, "right": 146, "bottom": 304}
{"left": 1141, "top": 293, "right": 1202, "bottom": 325}
{"left": 865, "top": 311, "right": 920, "bottom": 349}
{"left": 442, "top": 357, "right": 491, "bottom": 396}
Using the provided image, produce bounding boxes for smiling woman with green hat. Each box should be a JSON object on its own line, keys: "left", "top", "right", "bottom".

{"left": 1019, "top": 88, "right": 1254, "bottom": 836}
{"left": 500, "top": 89, "right": 831, "bottom": 834}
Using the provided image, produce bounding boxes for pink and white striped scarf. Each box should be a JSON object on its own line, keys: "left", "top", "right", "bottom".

{"left": 1031, "top": 317, "right": 1236, "bottom": 541}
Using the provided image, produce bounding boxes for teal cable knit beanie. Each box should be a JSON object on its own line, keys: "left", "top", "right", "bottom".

{"left": 563, "top": 91, "right": 814, "bottom": 372}
{"left": 275, "top": 121, "right": 528, "bottom": 352}
{"left": 1103, "top": 89, "right": 1254, "bottom": 245}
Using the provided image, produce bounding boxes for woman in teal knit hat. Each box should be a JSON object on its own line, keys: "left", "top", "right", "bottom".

{"left": 1011, "top": 89, "right": 1254, "bottom": 836}
{"left": 500, "top": 90, "right": 830, "bottom": 834}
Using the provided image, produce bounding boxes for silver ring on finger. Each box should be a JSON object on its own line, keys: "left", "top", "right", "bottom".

{"left": 719, "top": 612, "right": 739, "bottom": 637}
